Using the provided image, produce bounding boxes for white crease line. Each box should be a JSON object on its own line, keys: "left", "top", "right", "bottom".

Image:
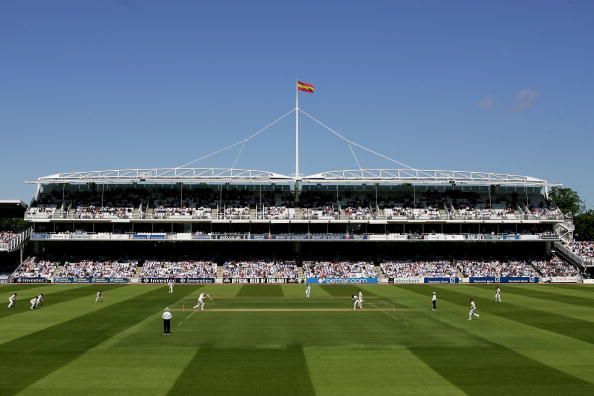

{"left": 177, "top": 310, "right": 197, "bottom": 326}
{"left": 369, "top": 302, "right": 410, "bottom": 326}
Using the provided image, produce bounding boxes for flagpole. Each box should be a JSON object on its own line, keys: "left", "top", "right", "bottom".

{"left": 295, "top": 80, "right": 300, "bottom": 180}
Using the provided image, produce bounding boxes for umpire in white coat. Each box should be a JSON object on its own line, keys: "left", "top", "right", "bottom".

{"left": 162, "top": 308, "right": 172, "bottom": 335}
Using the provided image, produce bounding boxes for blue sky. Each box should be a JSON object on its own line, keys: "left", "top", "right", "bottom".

{"left": 1, "top": 1, "right": 593, "bottom": 208}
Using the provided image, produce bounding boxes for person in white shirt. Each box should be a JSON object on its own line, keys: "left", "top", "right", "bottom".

{"left": 96, "top": 290, "right": 104, "bottom": 303}
{"left": 305, "top": 284, "right": 311, "bottom": 299}
{"left": 468, "top": 299, "right": 480, "bottom": 320}
{"left": 8, "top": 293, "right": 16, "bottom": 309}
{"left": 495, "top": 287, "right": 501, "bottom": 303}
{"left": 432, "top": 291, "right": 437, "bottom": 311}
{"left": 193, "top": 292, "right": 210, "bottom": 310}
{"left": 168, "top": 280, "right": 174, "bottom": 294}
{"left": 30, "top": 297, "right": 38, "bottom": 310}
{"left": 162, "top": 307, "right": 172, "bottom": 335}
{"left": 36, "top": 294, "right": 44, "bottom": 308}
{"left": 352, "top": 294, "right": 359, "bottom": 310}
{"left": 357, "top": 291, "right": 363, "bottom": 309}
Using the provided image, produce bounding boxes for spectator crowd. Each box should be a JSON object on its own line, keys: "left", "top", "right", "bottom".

{"left": 567, "top": 241, "right": 594, "bottom": 264}
{"left": 223, "top": 261, "right": 298, "bottom": 279}
{"left": 56, "top": 260, "right": 138, "bottom": 278}
{"left": 0, "top": 231, "right": 17, "bottom": 244}
{"left": 303, "top": 261, "right": 377, "bottom": 278}
{"left": 11, "top": 257, "right": 59, "bottom": 279}
{"left": 380, "top": 257, "right": 578, "bottom": 278}
{"left": 141, "top": 260, "right": 217, "bottom": 278}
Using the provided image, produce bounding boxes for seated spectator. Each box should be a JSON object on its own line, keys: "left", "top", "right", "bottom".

{"left": 12, "top": 257, "right": 59, "bottom": 279}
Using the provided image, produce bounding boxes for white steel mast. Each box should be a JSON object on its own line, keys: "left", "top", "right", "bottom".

{"left": 295, "top": 80, "right": 300, "bottom": 180}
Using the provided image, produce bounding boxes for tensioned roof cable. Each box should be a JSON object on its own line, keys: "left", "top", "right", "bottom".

{"left": 175, "top": 108, "right": 295, "bottom": 169}
{"left": 300, "top": 109, "right": 429, "bottom": 175}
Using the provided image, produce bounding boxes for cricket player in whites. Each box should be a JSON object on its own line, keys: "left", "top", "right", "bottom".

{"left": 8, "top": 293, "right": 17, "bottom": 309}
{"left": 193, "top": 292, "right": 211, "bottom": 310}
{"left": 305, "top": 284, "right": 311, "bottom": 299}
{"left": 96, "top": 290, "right": 104, "bottom": 303}
{"left": 168, "top": 279, "right": 174, "bottom": 294}
{"left": 495, "top": 287, "right": 502, "bottom": 303}
{"left": 352, "top": 294, "right": 361, "bottom": 310}
{"left": 468, "top": 298, "right": 480, "bottom": 320}
{"left": 358, "top": 291, "right": 364, "bottom": 309}
{"left": 30, "top": 297, "right": 38, "bottom": 310}
{"left": 36, "top": 294, "right": 44, "bottom": 307}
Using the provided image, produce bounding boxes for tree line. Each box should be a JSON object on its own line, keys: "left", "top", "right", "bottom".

{"left": 549, "top": 187, "right": 594, "bottom": 241}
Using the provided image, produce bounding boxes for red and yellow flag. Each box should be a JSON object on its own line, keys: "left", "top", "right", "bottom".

{"left": 297, "top": 81, "right": 315, "bottom": 93}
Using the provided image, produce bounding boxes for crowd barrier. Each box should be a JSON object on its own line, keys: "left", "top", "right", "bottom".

{"left": 53, "top": 277, "right": 130, "bottom": 283}
{"left": 223, "top": 278, "right": 298, "bottom": 284}
{"left": 140, "top": 277, "right": 215, "bottom": 284}
{"left": 388, "top": 277, "right": 424, "bottom": 284}
{"left": 31, "top": 232, "right": 560, "bottom": 242}
{"left": 306, "top": 277, "right": 379, "bottom": 284}
{"left": 469, "top": 276, "right": 539, "bottom": 283}
{"left": 424, "top": 277, "right": 460, "bottom": 284}
{"left": 13, "top": 277, "right": 51, "bottom": 283}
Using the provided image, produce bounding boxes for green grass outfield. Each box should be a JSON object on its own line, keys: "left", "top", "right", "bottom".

{"left": 1, "top": 283, "right": 594, "bottom": 395}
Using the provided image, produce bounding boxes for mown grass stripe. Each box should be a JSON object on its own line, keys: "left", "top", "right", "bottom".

{"left": 500, "top": 286, "right": 594, "bottom": 309}
{"left": 167, "top": 345, "right": 316, "bottom": 396}
{"left": 319, "top": 284, "right": 379, "bottom": 297}
{"left": 540, "top": 284, "right": 594, "bottom": 297}
{"left": 0, "top": 285, "right": 196, "bottom": 395}
{"left": 0, "top": 285, "right": 121, "bottom": 320}
{"left": 237, "top": 284, "right": 284, "bottom": 297}
{"left": 402, "top": 286, "right": 594, "bottom": 346}
{"left": 0, "top": 284, "right": 57, "bottom": 297}
{"left": 408, "top": 343, "right": 594, "bottom": 395}
{"left": 390, "top": 286, "right": 594, "bottom": 394}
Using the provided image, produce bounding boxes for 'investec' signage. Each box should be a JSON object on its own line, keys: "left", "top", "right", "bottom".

{"left": 306, "top": 277, "right": 379, "bottom": 285}
{"left": 141, "top": 277, "right": 215, "bottom": 284}
{"left": 14, "top": 277, "right": 50, "bottom": 283}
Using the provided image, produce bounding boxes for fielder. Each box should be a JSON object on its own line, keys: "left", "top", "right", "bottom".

{"left": 168, "top": 280, "right": 174, "bottom": 294}
{"left": 305, "top": 284, "right": 311, "bottom": 299}
{"left": 468, "top": 299, "right": 480, "bottom": 320}
{"left": 193, "top": 292, "right": 210, "bottom": 310}
{"left": 358, "top": 291, "right": 364, "bottom": 309}
{"left": 495, "top": 287, "right": 501, "bottom": 303}
{"left": 352, "top": 294, "right": 360, "bottom": 310}
{"left": 36, "top": 294, "right": 44, "bottom": 307}
{"left": 8, "top": 293, "right": 16, "bottom": 309}
{"left": 30, "top": 297, "right": 38, "bottom": 310}
{"left": 96, "top": 290, "right": 104, "bottom": 302}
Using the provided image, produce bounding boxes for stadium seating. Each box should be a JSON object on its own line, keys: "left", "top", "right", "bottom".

{"left": 303, "top": 261, "right": 377, "bottom": 278}
{"left": 223, "top": 261, "right": 298, "bottom": 279}
{"left": 380, "top": 258, "right": 578, "bottom": 278}
{"left": 11, "top": 257, "right": 59, "bottom": 279}
{"left": 56, "top": 260, "right": 138, "bottom": 278}
{"left": 566, "top": 241, "right": 594, "bottom": 264}
{"left": 141, "top": 260, "right": 217, "bottom": 278}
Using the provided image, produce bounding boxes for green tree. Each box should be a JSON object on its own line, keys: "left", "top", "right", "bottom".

{"left": 574, "top": 210, "right": 594, "bottom": 241}
{"left": 549, "top": 187, "right": 584, "bottom": 216}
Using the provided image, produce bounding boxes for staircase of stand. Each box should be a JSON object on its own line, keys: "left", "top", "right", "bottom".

{"left": 554, "top": 215, "right": 575, "bottom": 244}
{"left": 375, "top": 264, "right": 382, "bottom": 279}
{"left": 216, "top": 265, "right": 225, "bottom": 283}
